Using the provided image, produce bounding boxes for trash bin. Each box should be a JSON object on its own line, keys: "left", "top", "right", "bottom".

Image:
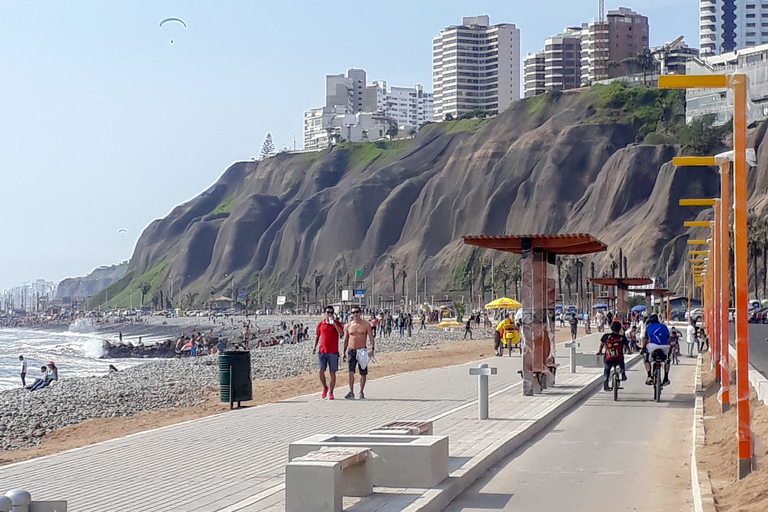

{"left": 219, "top": 351, "right": 253, "bottom": 409}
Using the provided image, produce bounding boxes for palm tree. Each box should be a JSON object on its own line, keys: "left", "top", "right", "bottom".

{"left": 510, "top": 256, "right": 521, "bottom": 300}
{"left": 635, "top": 48, "right": 655, "bottom": 86}
{"left": 564, "top": 270, "right": 573, "bottom": 303}
{"left": 139, "top": 283, "right": 151, "bottom": 307}
{"left": 388, "top": 256, "right": 398, "bottom": 295}
{"left": 748, "top": 216, "right": 761, "bottom": 298}
{"left": 556, "top": 257, "right": 563, "bottom": 297}
{"left": 401, "top": 269, "right": 407, "bottom": 296}
{"left": 185, "top": 292, "right": 198, "bottom": 307}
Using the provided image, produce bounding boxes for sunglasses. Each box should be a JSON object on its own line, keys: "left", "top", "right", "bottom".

{"left": 351, "top": 310, "right": 361, "bottom": 314}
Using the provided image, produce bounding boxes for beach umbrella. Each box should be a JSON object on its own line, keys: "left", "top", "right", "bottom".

{"left": 484, "top": 297, "right": 522, "bottom": 310}
{"left": 592, "top": 303, "right": 608, "bottom": 309}
{"left": 437, "top": 320, "right": 462, "bottom": 328}
{"left": 631, "top": 305, "right": 646, "bottom": 313}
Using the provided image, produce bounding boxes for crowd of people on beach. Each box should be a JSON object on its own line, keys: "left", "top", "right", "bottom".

{"left": 18, "top": 355, "right": 59, "bottom": 391}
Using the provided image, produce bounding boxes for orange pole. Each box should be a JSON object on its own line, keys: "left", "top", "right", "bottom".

{"left": 720, "top": 162, "right": 730, "bottom": 412}
{"left": 732, "top": 75, "right": 751, "bottom": 479}
{"left": 713, "top": 204, "right": 721, "bottom": 380}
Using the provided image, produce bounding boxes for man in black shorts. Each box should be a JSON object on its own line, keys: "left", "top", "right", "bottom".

{"left": 342, "top": 307, "right": 374, "bottom": 399}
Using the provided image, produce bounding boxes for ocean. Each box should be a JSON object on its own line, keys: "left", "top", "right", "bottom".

{"left": 0, "top": 325, "right": 145, "bottom": 391}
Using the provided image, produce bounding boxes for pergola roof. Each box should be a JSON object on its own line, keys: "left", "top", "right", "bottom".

{"left": 630, "top": 287, "right": 672, "bottom": 297}
{"left": 590, "top": 277, "right": 653, "bottom": 287}
{"left": 462, "top": 234, "right": 607, "bottom": 255}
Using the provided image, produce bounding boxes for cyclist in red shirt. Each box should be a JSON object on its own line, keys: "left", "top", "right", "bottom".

{"left": 597, "top": 320, "right": 628, "bottom": 391}
{"left": 313, "top": 306, "right": 343, "bottom": 399}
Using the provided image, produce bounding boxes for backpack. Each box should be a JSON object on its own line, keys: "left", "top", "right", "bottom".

{"left": 603, "top": 333, "right": 624, "bottom": 361}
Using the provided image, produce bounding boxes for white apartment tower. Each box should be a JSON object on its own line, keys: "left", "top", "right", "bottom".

{"left": 364, "top": 81, "right": 433, "bottom": 132}
{"left": 433, "top": 15, "right": 521, "bottom": 119}
{"left": 699, "top": 0, "right": 768, "bottom": 56}
{"left": 525, "top": 27, "right": 582, "bottom": 97}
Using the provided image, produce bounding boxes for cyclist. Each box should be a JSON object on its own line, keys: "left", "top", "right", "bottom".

{"left": 597, "top": 320, "right": 628, "bottom": 391}
{"left": 669, "top": 327, "right": 681, "bottom": 362}
{"left": 642, "top": 314, "right": 671, "bottom": 386}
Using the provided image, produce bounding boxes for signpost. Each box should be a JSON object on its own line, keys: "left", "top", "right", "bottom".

{"left": 276, "top": 296, "right": 286, "bottom": 306}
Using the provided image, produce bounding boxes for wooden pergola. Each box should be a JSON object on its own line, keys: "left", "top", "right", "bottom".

{"left": 589, "top": 277, "right": 652, "bottom": 323}
{"left": 463, "top": 234, "right": 607, "bottom": 396}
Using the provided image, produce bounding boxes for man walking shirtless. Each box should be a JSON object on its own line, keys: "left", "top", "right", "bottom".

{"left": 342, "top": 306, "right": 375, "bottom": 399}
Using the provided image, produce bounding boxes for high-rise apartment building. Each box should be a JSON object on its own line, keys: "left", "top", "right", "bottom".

{"left": 524, "top": 27, "right": 582, "bottom": 97}
{"left": 580, "top": 7, "right": 649, "bottom": 84}
{"left": 433, "top": 15, "right": 520, "bottom": 120}
{"left": 364, "top": 81, "right": 434, "bottom": 132}
{"left": 699, "top": 0, "right": 768, "bottom": 56}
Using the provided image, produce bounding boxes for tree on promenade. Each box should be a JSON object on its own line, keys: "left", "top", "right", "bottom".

{"left": 140, "top": 283, "right": 151, "bottom": 307}
{"left": 260, "top": 133, "right": 275, "bottom": 160}
{"left": 185, "top": 292, "right": 198, "bottom": 307}
{"left": 389, "top": 256, "right": 398, "bottom": 295}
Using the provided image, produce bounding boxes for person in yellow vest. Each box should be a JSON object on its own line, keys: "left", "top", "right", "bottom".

{"left": 494, "top": 314, "right": 513, "bottom": 356}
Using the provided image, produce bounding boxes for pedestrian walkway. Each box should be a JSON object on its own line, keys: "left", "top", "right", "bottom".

{"left": 0, "top": 332, "right": 675, "bottom": 511}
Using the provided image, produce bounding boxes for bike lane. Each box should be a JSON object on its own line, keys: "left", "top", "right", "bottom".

{"left": 446, "top": 344, "right": 697, "bottom": 512}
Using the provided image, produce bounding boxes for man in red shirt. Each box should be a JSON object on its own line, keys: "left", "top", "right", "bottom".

{"left": 313, "top": 306, "right": 343, "bottom": 399}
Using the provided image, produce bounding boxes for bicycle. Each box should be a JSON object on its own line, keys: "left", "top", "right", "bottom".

{"left": 650, "top": 349, "right": 666, "bottom": 402}
{"left": 607, "top": 362, "right": 622, "bottom": 401}
{"left": 670, "top": 343, "right": 680, "bottom": 365}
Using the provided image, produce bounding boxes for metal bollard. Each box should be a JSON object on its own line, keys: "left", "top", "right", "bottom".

{"left": 5, "top": 490, "right": 30, "bottom": 512}
{"left": 565, "top": 341, "right": 579, "bottom": 373}
{"left": 469, "top": 363, "right": 497, "bottom": 420}
{"left": 0, "top": 496, "right": 11, "bottom": 512}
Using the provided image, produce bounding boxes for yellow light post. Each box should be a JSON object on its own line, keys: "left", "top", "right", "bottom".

{"left": 661, "top": 73, "right": 749, "bottom": 478}
{"left": 675, "top": 155, "right": 732, "bottom": 411}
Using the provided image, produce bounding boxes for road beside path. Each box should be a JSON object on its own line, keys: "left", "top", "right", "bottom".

{"left": 446, "top": 348, "right": 696, "bottom": 512}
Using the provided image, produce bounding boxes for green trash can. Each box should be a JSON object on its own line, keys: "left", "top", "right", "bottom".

{"left": 219, "top": 351, "right": 253, "bottom": 409}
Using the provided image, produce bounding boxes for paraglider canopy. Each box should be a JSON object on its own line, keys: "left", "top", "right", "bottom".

{"left": 159, "top": 18, "right": 187, "bottom": 28}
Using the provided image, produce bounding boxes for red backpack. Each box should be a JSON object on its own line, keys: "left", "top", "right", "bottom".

{"left": 603, "top": 333, "right": 624, "bottom": 361}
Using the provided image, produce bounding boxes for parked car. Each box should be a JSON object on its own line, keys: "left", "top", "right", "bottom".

{"left": 670, "top": 308, "right": 686, "bottom": 321}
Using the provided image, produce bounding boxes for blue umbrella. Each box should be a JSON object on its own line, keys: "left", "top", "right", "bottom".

{"left": 592, "top": 303, "right": 608, "bottom": 309}
{"left": 631, "top": 305, "right": 646, "bottom": 313}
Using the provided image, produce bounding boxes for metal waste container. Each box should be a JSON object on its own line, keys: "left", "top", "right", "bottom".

{"left": 219, "top": 351, "right": 253, "bottom": 409}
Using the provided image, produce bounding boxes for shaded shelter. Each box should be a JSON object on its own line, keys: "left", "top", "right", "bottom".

{"left": 589, "top": 277, "right": 652, "bottom": 323}
{"left": 464, "top": 234, "right": 607, "bottom": 396}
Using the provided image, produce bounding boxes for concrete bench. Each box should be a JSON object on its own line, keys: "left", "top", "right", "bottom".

{"left": 289, "top": 434, "right": 449, "bottom": 488}
{"left": 368, "top": 420, "right": 433, "bottom": 436}
{"left": 285, "top": 447, "right": 372, "bottom": 512}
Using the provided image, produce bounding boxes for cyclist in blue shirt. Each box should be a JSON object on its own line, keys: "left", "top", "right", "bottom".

{"left": 642, "top": 314, "right": 671, "bottom": 386}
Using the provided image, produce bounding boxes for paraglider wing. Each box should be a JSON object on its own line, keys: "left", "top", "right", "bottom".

{"left": 159, "top": 18, "right": 187, "bottom": 29}
{"left": 118, "top": 229, "right": 127, "bottom": 234}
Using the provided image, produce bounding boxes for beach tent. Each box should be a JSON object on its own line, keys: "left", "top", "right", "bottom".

{"left": 592, "top": 303, "right": 608, "bottom": 309}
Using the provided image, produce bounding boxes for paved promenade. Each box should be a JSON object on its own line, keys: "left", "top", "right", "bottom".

{"left": 0, "top": 332, "right": 691, "bottom": 511}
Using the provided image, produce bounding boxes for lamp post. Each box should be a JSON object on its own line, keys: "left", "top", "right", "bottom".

{"left": 675, "top": 155, "right": 732, "bottom": 413}
{"left": 661, "top": 72, "right": 750, "bottom": 478}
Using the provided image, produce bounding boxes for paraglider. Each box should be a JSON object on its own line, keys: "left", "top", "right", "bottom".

{"left": 159, "top": 18, "right": 186, "bottom": 45}
{"left": 118, "top": 229, "right": 127, "bottom": 237}
{"left": 159, "top": 18, "right": 187, "bottom": 29}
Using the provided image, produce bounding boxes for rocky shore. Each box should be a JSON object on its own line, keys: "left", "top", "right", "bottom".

{"left": 1, "top": 321, "right": 481, "bottom": 452}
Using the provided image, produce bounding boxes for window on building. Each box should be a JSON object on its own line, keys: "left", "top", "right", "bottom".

{"left": 747, "top": 13, "right": 757, "bottom": 17}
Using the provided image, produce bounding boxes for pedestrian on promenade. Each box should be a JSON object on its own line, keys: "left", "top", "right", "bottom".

{"left": 569, "top": 313, "right": 578, "bottom": 341}
{"left": 685, "top": 318, "right": 697, "bottom": 357}
{"left": 313, "top": 306, "right": 343, "bottom": 400}
{"left": 420, "top": 313, "right": 426, "bottom": 330}
{"left": 342, "top": 306, "right": 374, "bottom": 399}
{"left": 407, "top": 313, "right": 413, "bottom": 337}
{"left": 19, "top": 355, "right": 26, "bottom": 388}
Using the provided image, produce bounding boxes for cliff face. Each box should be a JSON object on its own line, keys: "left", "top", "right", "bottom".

{"left": 56, "top": 262, "right": 128, "bottom": 300}
{"left": 109, "top": 87, "right": 768, "bottom": 307}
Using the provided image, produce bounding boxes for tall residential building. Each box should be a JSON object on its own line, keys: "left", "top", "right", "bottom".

{"left": 580, "top": 7, "right": 649, "bottom": 84}
{"left": 700, "top": 0, "right": 768, "bottom": 57}
{"left": 524, "top": 27, "right": 582, "bottom": 97}
{"left": 523, "top": 52, "right": 545, "bottom": 98}
{"left": 432, "top": 15, "right": 520, "bottom": 120}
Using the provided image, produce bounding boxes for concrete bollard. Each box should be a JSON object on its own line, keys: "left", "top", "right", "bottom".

{"left": 5, "top": 490, "right": 30, "bottom": 512}
{"left": 469, "top": 363, "right": 497, "bottom": 420}
{"left": 0, "top": 496, "right": 11, "bottom": 512}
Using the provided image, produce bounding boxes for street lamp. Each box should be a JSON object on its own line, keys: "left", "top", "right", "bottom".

{"left": 661, "top": 73, "right": 750, "bottom": 478}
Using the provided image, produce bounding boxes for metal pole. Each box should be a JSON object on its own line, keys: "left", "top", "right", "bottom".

{"left": 732, "top": 75, "right": 751, "bottom": 479}
{"left": 720, "top": 162, "right": 731, "bottom": 413}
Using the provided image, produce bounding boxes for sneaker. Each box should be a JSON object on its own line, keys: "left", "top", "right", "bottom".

{"left": 663, "top": 378, "right": 671, "bottom": 386}
{"left": 645, "top": 377, "right": 653, "bottom": 385}
{"left": 328, "top": 392, "right": 334, "bottom": 400}
{"left": 621, "top": 373, "right": 628, "bottom": 381}
{"left": 321, "top": 387, "right": 328, "bottom": 399}
{"left": 344, "top": 391, "right": 355, "bottom": 400}
{"left": 603, "top": 384, "right": 610, "bottom": 392}
{"left": 359, "top": 391, "right": 365, "bottom": 400}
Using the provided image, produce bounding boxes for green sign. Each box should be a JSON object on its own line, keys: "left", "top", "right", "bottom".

{"left": 355, "top": 269, "right": 362, "bottom": 276}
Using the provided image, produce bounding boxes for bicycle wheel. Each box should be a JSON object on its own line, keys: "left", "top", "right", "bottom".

{"left": 654, "top": 368, "right": 662, "bottom": 402}
{"left": 613, "top": 370, "right": 619, "bottom": 401}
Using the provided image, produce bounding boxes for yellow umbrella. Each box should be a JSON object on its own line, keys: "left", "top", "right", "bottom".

{"left": 437, "top": 320, "right": 462, "bottom": 328}
{"left": 484, "top": 297, "right": 522, "bottom": 310}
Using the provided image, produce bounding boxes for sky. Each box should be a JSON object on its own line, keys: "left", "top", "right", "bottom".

{"left": 0, "top": 0, "right": 698, "bottom": 292}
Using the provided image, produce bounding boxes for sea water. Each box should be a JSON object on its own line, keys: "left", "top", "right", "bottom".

{"left": 0, "top": 327, "right": 145, "bottom": 391}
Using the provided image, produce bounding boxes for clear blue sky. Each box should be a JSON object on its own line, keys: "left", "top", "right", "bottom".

{"left": 0, "top": 0, "right": 697, "bottom": 291}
